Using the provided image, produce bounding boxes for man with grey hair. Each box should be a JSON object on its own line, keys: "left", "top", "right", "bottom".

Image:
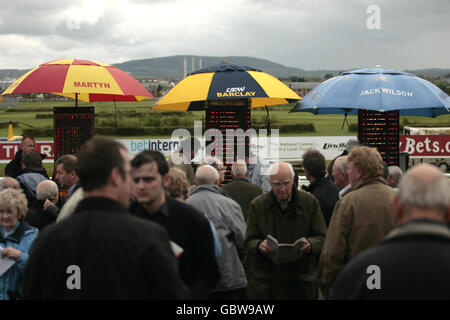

{"left": 0, "top": 177, "right": 20, "bottom": 191}
{"left": 187, "top": 165, "right": 247, "bottom": 300}
{"left": 332, "top": 156, "right": 351, "bottom": 198}
{"left": 202, "top": 156, "right": 226, "bottom": 184}
{"left": 25, "top": 180, "right": 59, "bottom": 230}
{"left": 222, "top": 161, "right": 262, "bottom": 222}
{"left": 245, "top": 161, "right": 326, "bottom": 299}
{"left": 329, "top": 163, "right": 450, "bottom": 299}
{"left": 387, "top": 165, "right": 403, "bottom": 188}
{"left": 327, "top": 139, "right": 360, "bottom": 177}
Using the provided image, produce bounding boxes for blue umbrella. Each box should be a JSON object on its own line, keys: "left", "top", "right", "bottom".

{"left": 290, "top": 68, "right": 450, "bottom": 117}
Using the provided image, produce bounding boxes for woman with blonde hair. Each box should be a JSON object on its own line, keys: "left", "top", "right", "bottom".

{"left": 0, "top": 188, "right": 38, "bottom": 300}
{"left": 166, "top": 167, "right": 191, "bottom": 201}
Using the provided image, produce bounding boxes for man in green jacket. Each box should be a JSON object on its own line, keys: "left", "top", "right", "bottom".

{"left": 318, "top": 146, "right": 397, "bottom": 297}
{"left": 245, "top": 162, "right": 327, "bottom": 300}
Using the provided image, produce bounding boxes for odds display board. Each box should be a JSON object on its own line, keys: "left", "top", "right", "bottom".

{"left": 53, "top": 107, "right": 95, "bottom": 162}
{"left": 205, "top": 99, "right": 251, "bottom": 183}
{"left": 358, "top": 109, "right": 400, "bottom": 166}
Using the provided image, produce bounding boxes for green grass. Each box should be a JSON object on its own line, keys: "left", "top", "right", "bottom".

{"left": 1, "top": 99, "right": 450, "bottom": 139}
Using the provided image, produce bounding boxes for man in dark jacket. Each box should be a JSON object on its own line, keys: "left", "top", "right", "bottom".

{"left": 222, "top": 161, "right": 263, "bottom": 222}
{"left": 5, "top": 136, "right": 48, "bottom": 178}
{"left": 129, "top": 150, "right": 220, "bottom": 299}
{"left": 16, "top": 151, "right": 49, "bottom": 203}
{"left": 302, "top": 149, "right": 340, "bottom": 227}
{"left": 329, "top": 164, "right": 450, "bottom": 299}
{"left": 22, "top": 137, "right": 188, "bottom": 299}
{"left": 245, "top": 162, "right": 327, "bottom": 300}
{"left": 25, "top": 180, "right": 60, "bottom": 231}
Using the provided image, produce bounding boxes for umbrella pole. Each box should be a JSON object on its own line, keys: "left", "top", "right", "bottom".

{"left": 114, "top": 101, "right": 117, "bottom": 128}
{"left": 75, "top": 93, "right": 78, "bottom": 107}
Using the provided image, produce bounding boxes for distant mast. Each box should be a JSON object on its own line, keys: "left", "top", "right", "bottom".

{"left": 183, "top": 56, "right": 187, "bottom": 78}
{"left": 199, "top": 57, "right": 202, "bottom": 69}
{"left": 192, "top": 56, "right": 195, "bottom": 72}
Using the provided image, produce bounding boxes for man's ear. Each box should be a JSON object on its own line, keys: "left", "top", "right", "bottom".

{"left": 109, "top": 167, "right": 123, "bottom": 188}
{"left": 162, "top": 173, "right": 171, "bottom": 189}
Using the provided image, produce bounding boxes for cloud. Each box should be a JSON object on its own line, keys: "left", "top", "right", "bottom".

{"left": 0, "top": 0, "right": 448, "bottom": 71}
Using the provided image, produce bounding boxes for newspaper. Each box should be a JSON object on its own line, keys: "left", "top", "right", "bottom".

{"left": 265, "top": 234, "right": 308, "bottom": 264}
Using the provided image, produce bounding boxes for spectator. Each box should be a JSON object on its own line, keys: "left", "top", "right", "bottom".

{"left": 387, "top": 165, "right": 403, "bottom": 188}
{"left": 168, "top": 137, "right": 201, "bottom": 185}
{"left": 318, "top": 146, "right": 397, "bottom": 297}
{"left": 302, "top": 149, "right": 340, "bottom": 227}
{"left": 22, "top": 137, "right": 188, "bottom": 299}
{"left": 165, "top": 167, "right": 222, "bottom": 260}
{"left": 25, "top": 180, "right": 59, "bottom": 231}
{"left": 245, "top": 162, "right": 326, "bottom": 299}
{"left": 55, "top": 155, "right": 80, "bottom": 202}
{"left": 16, "top": 151, "right": 48, "bottom": 203}
{"left": 222, "top": 160, "right": 263, "bottom": 222}
{"left": 0, "top": 188, "right": 38, "bottom": 300}
{"left": 327, "top": 139, "right": 360, "bottom": 178}
{"left": 329, "top": 164, "right": 450, "bottom": 299}
{"left": 0, "top": 177, "right": 20, "bottom": 191}
{"left": 246, "top": 151, "right": 271, "bottom": 193}
{"left": 332, "top": 156, "right": 351, "bottom": 198}
{"left": 202, "top": 156, "right": 226, "bottom": 185}
{"left": 187, "top": 165, "right": 247, "bottom": 300}
{"left": 129, "top": 150, "right": 220, "bottom": 299}
{"left": 166, "top": 167, "right": 191, "bottom": 201}
{"left": 5, "top": 136, "right": 48, "bottom": 178}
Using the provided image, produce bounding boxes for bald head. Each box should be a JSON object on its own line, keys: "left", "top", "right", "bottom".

{"left": 393, "top": 164, "right": 449, "bottom": 224}
{"left": 195, "top": 165, "right": 220, "bottom": 186}
{"left": 36, "top": 180, "right": 59, "bottom": 202}
{"left": 269, "top": 162, "right": 295, "bottom": 202}
{"left": 0, "top": 177, "right": 20, "bottom": 191}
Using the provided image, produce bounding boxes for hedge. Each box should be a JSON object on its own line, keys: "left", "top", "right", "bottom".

{"left": 21, "top": 123, "right": 315, "bottom": 137}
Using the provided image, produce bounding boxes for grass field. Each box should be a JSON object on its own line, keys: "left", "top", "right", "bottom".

{"left": 1, "top": 99, "right": 450, "bottom": 139}
{"left": 1, "top": 99, "right": 449, "bottom": 177}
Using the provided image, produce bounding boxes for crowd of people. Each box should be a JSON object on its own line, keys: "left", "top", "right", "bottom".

{"left": 0, "top": 135, "right": 449, "bottom": 300}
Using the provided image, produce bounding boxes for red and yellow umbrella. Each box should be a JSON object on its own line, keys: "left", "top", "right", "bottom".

{"left": 1, "top": 59, "right": 153, "bottom": 105}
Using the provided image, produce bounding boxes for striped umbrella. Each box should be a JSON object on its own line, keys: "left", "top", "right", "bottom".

{"left": 1, "top": 59, "right": 153, "bottom": 106}
{"left": 153, "top": 61, "right": 301, "bottom": 111}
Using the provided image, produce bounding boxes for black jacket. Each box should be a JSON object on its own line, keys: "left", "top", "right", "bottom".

{"left": 302, "top": 176, "right": 340, "bottom": 227}
{"left": 5, "top": 149, "right": 48, "bottom": 178}
{"left": 25, "top": 199, "right": 59, "bottom": 231}
{"left": 22, "top": 197, "right": 189, "bottom": 300}
{"left": 130, "top": 196, "right": 220, "bottom": 299}
{"left": 329, "top": 219, "right": 450, "bottom": 300}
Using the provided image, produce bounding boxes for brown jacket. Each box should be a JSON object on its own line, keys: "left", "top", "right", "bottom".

{"left": 318, "top": 176, "right": 397, "bottom": 297}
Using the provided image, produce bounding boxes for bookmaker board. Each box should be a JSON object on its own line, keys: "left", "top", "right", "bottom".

{"left": 205, "top": 99, "right": 251, "bottom": 183}
{"left": 53, "top": 107, "right": 95, "bottom": 162}
{"left": 358, "top": 109, "right": 400, "bottom": 166}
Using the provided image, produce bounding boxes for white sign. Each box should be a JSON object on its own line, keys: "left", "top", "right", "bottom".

{"left": 118, "top": 136, "right": 356, "bottom": 161}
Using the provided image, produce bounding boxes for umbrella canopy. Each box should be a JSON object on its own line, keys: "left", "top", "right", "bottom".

{"left": 1, "top": 59, "right": 153, "bottom": 104}
{"left": 290, "top": 68, "right": 450, "bottom": 117}
{"left": 153, "top": 61, "right": 301, "bottom": 111}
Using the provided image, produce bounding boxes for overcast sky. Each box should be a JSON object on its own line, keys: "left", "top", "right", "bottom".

{"left": 0, "top": 0, "right": 449, "bottom": 71}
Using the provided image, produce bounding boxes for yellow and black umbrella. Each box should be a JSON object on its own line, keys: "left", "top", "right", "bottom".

{"left": 153, "top": 61, "right": 301, "bottom": 111}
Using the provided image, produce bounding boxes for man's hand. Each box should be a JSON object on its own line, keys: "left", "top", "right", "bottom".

{"left": 300, "top": 240, "right": 311, "bottom": 254}
{"left": 258, "top": 240, "right": 275, "bottom": 254}
{"left": 1, "top": 247, "right": 22, "bottom": 260}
